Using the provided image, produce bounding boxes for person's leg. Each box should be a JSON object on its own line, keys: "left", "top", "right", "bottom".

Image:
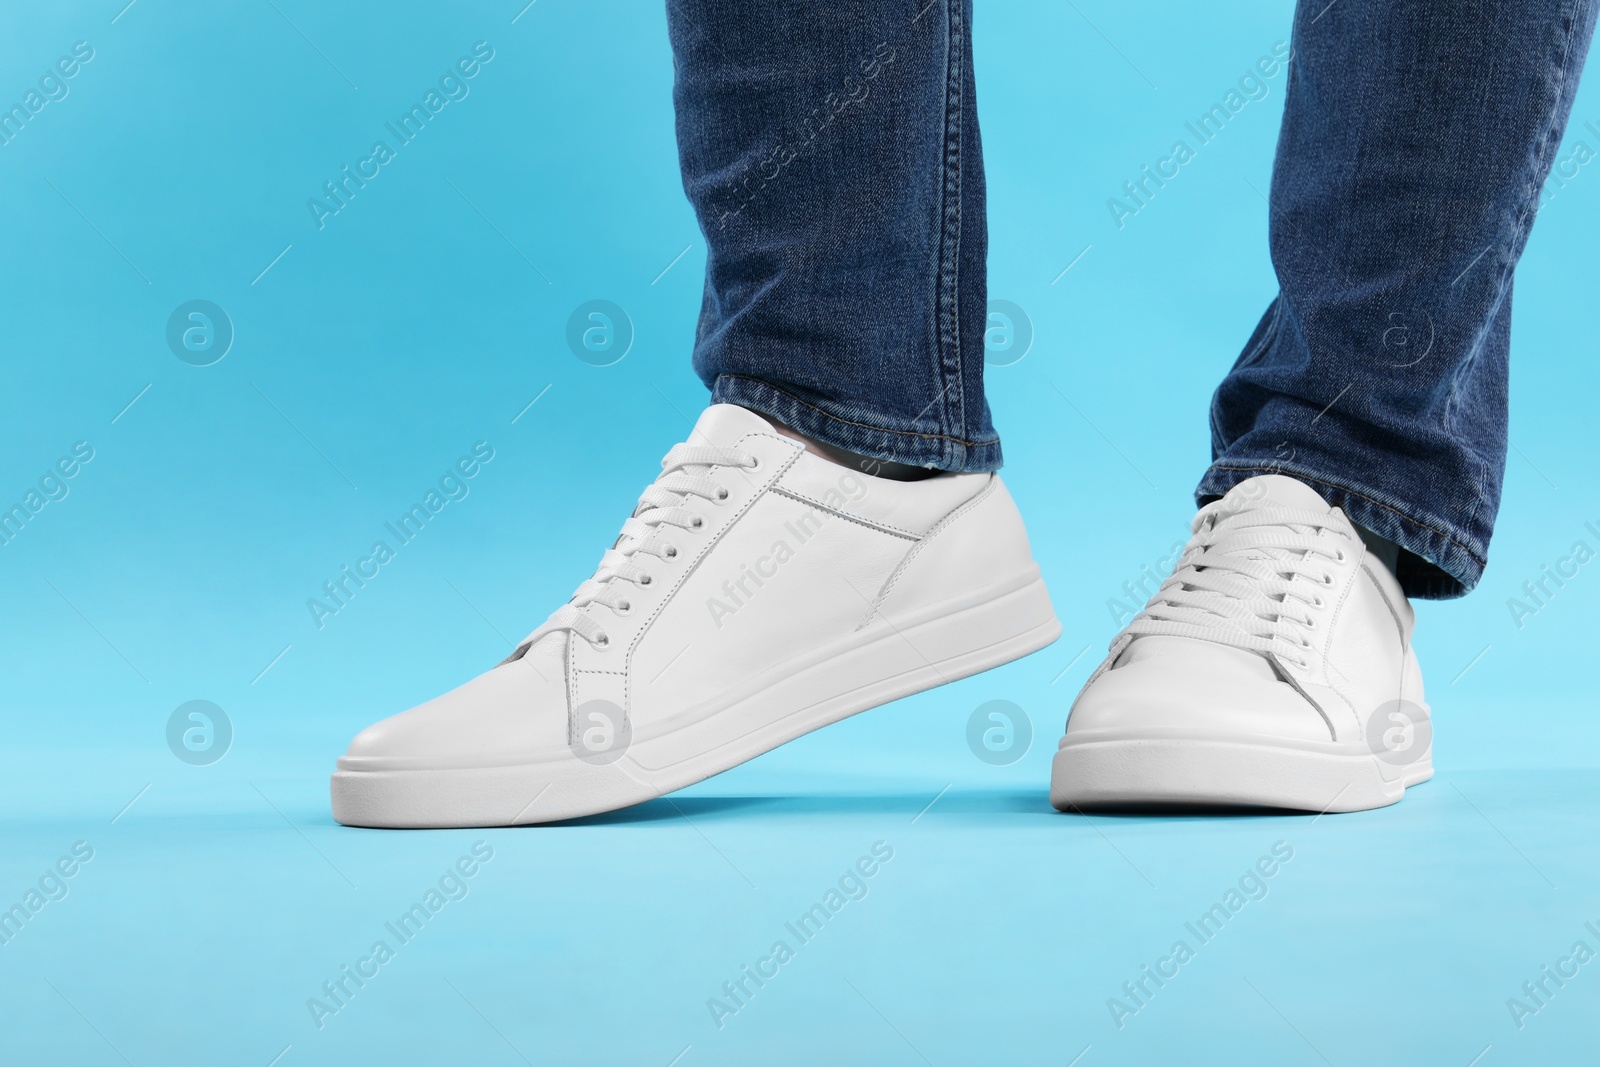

{"left": 1054, "top": 0, "right": 1597, "bottom": 813}
{"left": 1200, "top": 0, "right": 1598, "bottom": 598}
{"left": 665, "top": 0, "right": 997, "bottom": 472}
{"left": 330, "top": 2, "right": 1061, "bottom": 828}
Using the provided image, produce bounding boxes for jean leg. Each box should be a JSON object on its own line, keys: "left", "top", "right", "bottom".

{"left": 1198, "top": 0, "right": 1598, "bottom": 597}
{"left": 665, "top": 0, "right": 997, "bottom": 471}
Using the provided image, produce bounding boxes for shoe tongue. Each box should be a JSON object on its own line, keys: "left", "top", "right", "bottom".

{"left": 1212, "top": 474, "right": 1337, "bottom": 563}
{"left": 688, "top": 403, "right": 777, "bottom": 449}
{"left": 1219, "top": 474, "right": 1331, "bottom": 515}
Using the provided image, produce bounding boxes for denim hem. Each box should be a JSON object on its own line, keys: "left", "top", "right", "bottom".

{"left": 711, "top": 373, "right": 1002, "bottom": 472}
{"left": 1196, "top": 461, "right": 1487, "bottom": 600}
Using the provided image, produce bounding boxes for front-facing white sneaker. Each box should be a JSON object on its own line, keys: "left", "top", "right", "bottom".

{"left": 1052, "top": 474, "right": 1432, "bottom": 813}
{"left": 333, "top": 404, "right": 1059, "bottom": 827}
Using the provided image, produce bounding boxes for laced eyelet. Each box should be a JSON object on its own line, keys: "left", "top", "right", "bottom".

{"left": 638, "top": 574, "right": 653, "bottom": 587}
{"left": 615, "top": 601, "right": 632, "bottom": 616}
{"left": 690, "top": 516, "right": 704, "bottom": 530}
{"left": 1322, "top": 573, "right": 1335, "bottom": 586}
{"left": 1313, "top": 596, "right": 1325, "bottom": 609}
{"left": 715, "top": 487, "right": 730, "bottom": 502}
{"left": 1335, "top": 550, "right": 1347, "bottom": 563}
{"left": 744, "top": 456, "right": 762, "bottom": 472}
{"left": 663, "top": 545, "right": 678, "bottom": 560}
{"left": 593, "top": 633, "right": 610, "bottom": 649}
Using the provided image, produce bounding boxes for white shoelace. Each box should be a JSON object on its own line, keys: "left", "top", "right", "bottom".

{"left": 1123, "top": 501, "right": 1355, "bottom": 669}
{"left": 509, "top": 443, "right": 757, "bottom": 657}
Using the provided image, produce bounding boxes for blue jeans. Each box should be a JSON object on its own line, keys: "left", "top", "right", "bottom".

{"left": 666, "top": 0, "right": 1596, "bottom": 599}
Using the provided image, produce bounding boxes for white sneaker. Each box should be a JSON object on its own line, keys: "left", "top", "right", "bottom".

{"left": 333, "top": 404, "right": 1059, "bottom": 827}
{"left": 1051, "top": 474, "right": 1432, "bottom": 813}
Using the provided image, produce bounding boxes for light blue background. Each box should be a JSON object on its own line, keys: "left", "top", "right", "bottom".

{"left": 3, "top": 2, "right": 1598, "bottom": 1064}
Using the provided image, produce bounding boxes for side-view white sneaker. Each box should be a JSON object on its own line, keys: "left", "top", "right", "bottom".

{"left": 1051, "top": 474, "right": 1432, "bottom": 813}
{"left": 333, "top": 404, "right": 1060, "bottom": 827}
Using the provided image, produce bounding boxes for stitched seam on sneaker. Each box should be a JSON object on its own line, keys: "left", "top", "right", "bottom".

{"left": 768, "top": 485, "right": 919, "bottom": 540}
{"left": 1359, "top": 562, "right": 1408, "bottom": 648}
{"left": 854, "top": 474, "right": 998, "bottom": 632}
{"left": 622, "top": 435, "right": 805, "bottom": 673}
{"left": 1309, "top": 545, "right": 1363, "bottom": 740}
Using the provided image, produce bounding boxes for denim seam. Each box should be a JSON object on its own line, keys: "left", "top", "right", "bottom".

{"left": 1239, "top": 294, "right": 1283, "bottom": 371}
{"left": 1441, "top": 3, "right": 1586, "bottom": 544}
{"left": 714, "top": 373, "right": 1000, "bottom": 448}
{"left": 1212, "top": 296, "right": 1284, "bottom": 454}
{"left": 1206, "top": 462, "right": 1487, "bottom": 567}
{"left": 932, "top": 0, "right": 966, "bottom": 468}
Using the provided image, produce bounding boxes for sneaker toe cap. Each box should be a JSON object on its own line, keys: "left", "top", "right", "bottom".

{"left": 339, "top": 658, "right": 568, "bottom": 769}
{"left": 1067, "top": 653, "right": 1334, "bottom": 744}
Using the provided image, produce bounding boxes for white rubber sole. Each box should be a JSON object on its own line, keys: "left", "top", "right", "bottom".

{"left": 332, "top": 569, "right": 1060, "bottom": 828}
{"left": 1050, "top": 733, "right": 1434, "bottom": 814}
